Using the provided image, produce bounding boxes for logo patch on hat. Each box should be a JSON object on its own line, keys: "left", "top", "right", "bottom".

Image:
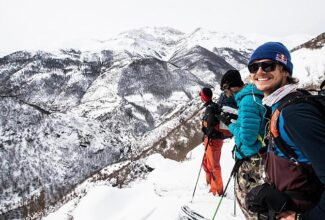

{"left": 275, "top": 53, "right": 287, "bottom": 65}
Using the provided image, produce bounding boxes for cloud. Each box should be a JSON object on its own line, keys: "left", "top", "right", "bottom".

{"left": 0, "top": 0, "right": 324, "bottom": 55}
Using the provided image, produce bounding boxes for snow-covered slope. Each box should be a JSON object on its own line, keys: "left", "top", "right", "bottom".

{"left": 44, "top": 139, "right": 245, "bottom": 220}
{"left": 169, "top": 45, "right": 234, "bottom": 86}
{"left": 290, "top": 33, "right": 325, "bottom": 88}
{"left": 292, "top": 46, "right": 325, "bottom": 87}
{"left": 177, "top": 28, "right": 256, "bottom": 52}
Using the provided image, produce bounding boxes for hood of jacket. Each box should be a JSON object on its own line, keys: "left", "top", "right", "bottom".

{"left": 234, "top": 83, "right": 264, "bottom": 103}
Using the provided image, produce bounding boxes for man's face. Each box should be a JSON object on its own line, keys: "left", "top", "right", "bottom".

{"left": 249, "top": 59, "right": 288, "bottom": 96}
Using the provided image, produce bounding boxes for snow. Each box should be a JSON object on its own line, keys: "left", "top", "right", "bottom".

{"left": 180, "top": 28, "right": 255, "bottom": 51}
{"left": 291, "top": 47, "right": 325, "bottom": 87}
{"left": 44, "top": 139, "right": 245, "bottom": 220}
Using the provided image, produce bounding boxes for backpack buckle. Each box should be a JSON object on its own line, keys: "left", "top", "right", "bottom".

{"left": 290, "top": 157, "right": 299, "bottom": 165}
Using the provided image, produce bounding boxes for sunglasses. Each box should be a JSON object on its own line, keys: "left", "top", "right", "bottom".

{"left": 248, "top": 61, "right": 278, "bottom": 74}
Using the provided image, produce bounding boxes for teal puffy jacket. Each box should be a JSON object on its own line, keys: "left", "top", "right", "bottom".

{"left": 228, "top": 84, "right": 266, "bottom": 159}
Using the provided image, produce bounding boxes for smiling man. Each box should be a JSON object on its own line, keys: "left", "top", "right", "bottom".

{"left": 248, "top": 42, "right": 325, "bottom": 220}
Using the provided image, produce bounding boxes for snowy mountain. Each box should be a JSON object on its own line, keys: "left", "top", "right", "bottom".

{"left": 169, "top": 45, "right": 234, "bottom": 86}
{"left": 0, "top": 48, "right": 205, "bottom": 219}
{"left": 291, "top": 32, "right": 325, "bottom": 88}
{"left": 0, "top": 27, "right": 324, "bottom": 219}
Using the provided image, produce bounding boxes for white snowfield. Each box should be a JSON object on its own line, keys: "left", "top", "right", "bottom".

{"left": 44, "top": 138, "right": 245, "bottom": 220}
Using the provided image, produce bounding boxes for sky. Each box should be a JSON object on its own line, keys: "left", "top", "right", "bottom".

{"left": 0, "top": 0, "right": 324, "bottom": 55}
{"left": 44, "top": 139, "right": 246, "bottom": 220}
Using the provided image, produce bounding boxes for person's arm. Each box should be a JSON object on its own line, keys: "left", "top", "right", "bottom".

{"left": 228, "top": 95, "right": 262, "bottom": 146}
{"left": 282, "top": 103, "right": 325, "bottom": 220}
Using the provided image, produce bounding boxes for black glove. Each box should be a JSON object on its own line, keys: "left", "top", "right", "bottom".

{"left": 246, "top": 183, "right": 289, "bottom": 214}
{"left": 223, "top": 112, "right": 238, "bottom": 120}
{"left": 217, "top": 113, "right": 232, "bottom": 126}
{"left": 246, "top": 183, "right": 269, "bottom": 213}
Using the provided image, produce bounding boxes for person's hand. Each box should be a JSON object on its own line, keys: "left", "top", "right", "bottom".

{"left": 276, "top": 211, "right": 296, "bottom": 220}
{"left": 223, "top": 112, "right": 238, "bottom": 120}
{"left": 217, "top": 114, "right": 232, "bottom": 126}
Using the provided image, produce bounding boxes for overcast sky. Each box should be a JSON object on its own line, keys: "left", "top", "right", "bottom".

{"left": 0, "top": 0, "right": 324, "bottom": 55}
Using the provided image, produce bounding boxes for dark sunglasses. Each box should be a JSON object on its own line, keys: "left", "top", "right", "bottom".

{"left": 248, "top": 61, "right": 277, "bottom": 74}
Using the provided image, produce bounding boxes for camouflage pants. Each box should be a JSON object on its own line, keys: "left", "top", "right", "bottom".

{"left": 235, "top": 156, "right": 265, "bottom": 220}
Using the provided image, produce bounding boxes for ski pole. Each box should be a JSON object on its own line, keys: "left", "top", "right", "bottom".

{"left": 190, "top": 137, "right": 210, "bottom": 203}
{"left": 190, "top": 157, "right": 204, "bottom": 203}
{"left": 211, "top": 172, "right": 233, "bottom": 219}
{"left": 211, "top": 159, "right": 242, "bottom": 220}
{"left": 233, "top": 173, "right": 237, "bottom": 217}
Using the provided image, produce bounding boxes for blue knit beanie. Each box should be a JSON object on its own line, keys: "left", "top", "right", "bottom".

{"left": 248, "top": 42, "right": 293, "bottom": 75}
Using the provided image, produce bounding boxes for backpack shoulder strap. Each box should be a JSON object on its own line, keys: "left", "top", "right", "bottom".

{"left": 269, "top": 92, "right": 305, "bottom": 163}
{"left": 282, "top": 93, "right": 325, "bottom": 119}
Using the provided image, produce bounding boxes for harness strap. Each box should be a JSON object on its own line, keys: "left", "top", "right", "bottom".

{"left": 234, "top": 143, "right": 246, "bottom": 159}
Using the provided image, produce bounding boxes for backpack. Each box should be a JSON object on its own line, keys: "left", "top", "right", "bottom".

{"left": 267, "top": 81, "right": 325, "bottom": 211}
{"left": 202, "top": 102, "right": 233, "bottom": 140}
